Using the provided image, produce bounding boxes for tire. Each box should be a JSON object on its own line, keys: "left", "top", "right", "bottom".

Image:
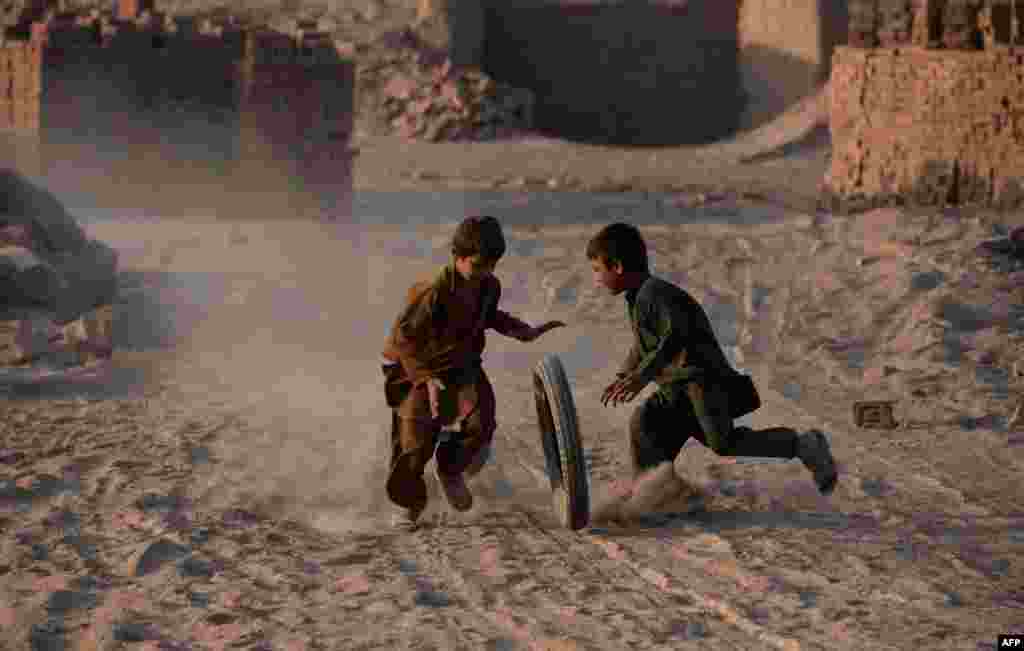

{"left": 533, "top": 354, "right": 590, "bottom": 530}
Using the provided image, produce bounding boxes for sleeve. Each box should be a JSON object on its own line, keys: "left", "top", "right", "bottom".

{"left": 485, "top": 277, "right": 532, "bottom": 339}
{"left": 392, "top": 282, "right": 445, "bottom": 386}
{"left": 631, "top": 292, "right": 689, "bottom": 384}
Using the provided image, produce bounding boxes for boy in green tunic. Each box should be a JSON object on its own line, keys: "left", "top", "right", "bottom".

{"left": 586, "top": 223, "right": 837, "bottom": 518}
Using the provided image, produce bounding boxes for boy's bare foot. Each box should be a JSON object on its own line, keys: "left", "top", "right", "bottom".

{"left": 435, "top": 466, "right": 473, "bottom": 511}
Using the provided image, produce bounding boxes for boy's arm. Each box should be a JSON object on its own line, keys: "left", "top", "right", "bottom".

{"left": 489, "top": 308, "right": 534, "bottom": 341}
{"left": 484, "top": 278, "right": 534, "bottom": 341}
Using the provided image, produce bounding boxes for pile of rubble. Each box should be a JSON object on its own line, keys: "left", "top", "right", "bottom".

{"left": 1, "top": 170, "right": 117, "bottom": 369}
{"left": 363, "top": 28, "right": 535, "bottom": 142}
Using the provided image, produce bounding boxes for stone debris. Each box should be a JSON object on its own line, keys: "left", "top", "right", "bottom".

{"left": 976, "top": 226, "right": 1024, "bottom": 273}
{"left": 365, "top": 28, "right": 534, "bottom": 142}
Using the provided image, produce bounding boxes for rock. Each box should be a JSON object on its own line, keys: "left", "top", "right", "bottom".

{"left": 30, "top": 617, "right": 67, "bottom": 651}
{"left": 413, "top": 589, "right": 450, "bottom": 607}
{"left": 1008, "top": 399, "right": 1024, "bottom": 431}
{"left": 383, "top": 75, "right": 418, "bottom": 101}
{"left": 190, "top": 527, "right": 211, "bottom": 546}
{"left": 130, "top": 539, "right": 190, "bottom": 577}
{"left": 47, "top": 590, "right": 99, "bottom": 616}
{"left": 177, "top": 556, "right": 217, "bottom": 578}
{"left": 112, "top": 622, "right": 154, "bottom": 642}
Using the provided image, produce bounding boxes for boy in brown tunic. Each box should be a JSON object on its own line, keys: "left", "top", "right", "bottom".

{"left": 382, "top": 216, "right": 565, "bottom": 527}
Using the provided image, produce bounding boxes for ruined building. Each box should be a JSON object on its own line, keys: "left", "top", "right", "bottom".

{"left": 0, "top": 1, "right": 354, "bottom": 219}
{"left": 827, "top": 0, "right": 1024, "bottom": 208}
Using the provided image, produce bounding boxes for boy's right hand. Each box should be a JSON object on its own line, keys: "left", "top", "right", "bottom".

{"left": 427, "top": 377, "right": 446, "bottom": 420}
{"left": 602, "top": 373, "right": 646, "bottom": 407}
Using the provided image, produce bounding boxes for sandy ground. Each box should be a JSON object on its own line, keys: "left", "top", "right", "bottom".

{"left": 3, "top": 170, "right": 1024, "bottom": 650}
{"left": 6, "top": 0, "right": 1022, "bottom": 646}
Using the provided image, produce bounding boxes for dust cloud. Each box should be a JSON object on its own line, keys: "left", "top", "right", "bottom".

{"left": 77, "top": 204, "right": 451, "bottom": 535}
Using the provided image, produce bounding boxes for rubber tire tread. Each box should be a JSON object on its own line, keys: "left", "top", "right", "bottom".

{"left": 533, "top": 353, "right": 590, "bottom": 530}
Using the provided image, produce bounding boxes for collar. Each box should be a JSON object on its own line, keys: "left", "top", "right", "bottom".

{"left": 438, "top": 263, "right": 493, "bottom": 299}
{"left": 624, "top": 273, "right": 651, "bottom": 306}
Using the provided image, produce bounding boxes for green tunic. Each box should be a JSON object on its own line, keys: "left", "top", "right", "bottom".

{"left": 620, "top": 274, "right": 735, "bottom": 405}
{"left": 621, "top": 275, "right": 798, "bottom": 463}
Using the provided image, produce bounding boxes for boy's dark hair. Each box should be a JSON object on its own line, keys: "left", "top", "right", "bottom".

{"left": 451, "top": 215, "right": 506, "bottom": 261}
{"left": 586, "top": 222, "right": 648, "bottom": 272}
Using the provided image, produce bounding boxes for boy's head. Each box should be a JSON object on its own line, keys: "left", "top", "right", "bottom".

{"left": 451, "top": 215, "right": 505, "bottom": 283}
{"left": 586, "top": 222, "right": 649, "bottom": 295}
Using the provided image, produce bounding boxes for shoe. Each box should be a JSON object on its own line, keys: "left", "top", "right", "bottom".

{"left": 391, "top": 503, "right": 425, "bottom": 531}
{"left": 797, "top": 430, "right": 838, "bottom": 495}
{"left": 435, "top": 465, "right": 473, "bottom": 512}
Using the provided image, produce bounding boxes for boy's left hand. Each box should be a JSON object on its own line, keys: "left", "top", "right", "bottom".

{"left": 519, "top": 320, "right": 566, "bottom": 342}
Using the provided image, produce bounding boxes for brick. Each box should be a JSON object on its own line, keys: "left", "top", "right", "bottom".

{"left": 116, "top": 0, "right": 153, "bottom": 21}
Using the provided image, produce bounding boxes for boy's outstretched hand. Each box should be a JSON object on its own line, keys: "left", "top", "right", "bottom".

{"left": 518, "top": 320, "right": 567, "bottom": 342}
{"left": 601, "top": 374, "right": 647, "bottom": 407}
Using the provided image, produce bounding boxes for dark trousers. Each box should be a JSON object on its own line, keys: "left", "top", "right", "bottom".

{"left": 629, "top": 379, "right": 798, "bottom": 478}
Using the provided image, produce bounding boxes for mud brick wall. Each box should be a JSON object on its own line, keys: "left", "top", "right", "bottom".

{"left": 0, "top": 12, "right": 354, "bottom": 218}
{"left": 826, "top": 46, "right": 1024, "bottom": 207}
{"left": 0, "top": 39, "right": 40, "bottom": 131}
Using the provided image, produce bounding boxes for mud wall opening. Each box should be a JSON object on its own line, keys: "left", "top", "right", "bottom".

{"left": 7, "top": 21, "right": 354, "bottom": 220}
{"left": 479, "top": 0, "right": 847, "bottom": 146}
{"left": 480, "top": 0, "right": 742, "bottom": 146}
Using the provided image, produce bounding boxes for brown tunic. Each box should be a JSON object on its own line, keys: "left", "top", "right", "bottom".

{"left": 382, "top": 264, "right": 529, "bottom": 424}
